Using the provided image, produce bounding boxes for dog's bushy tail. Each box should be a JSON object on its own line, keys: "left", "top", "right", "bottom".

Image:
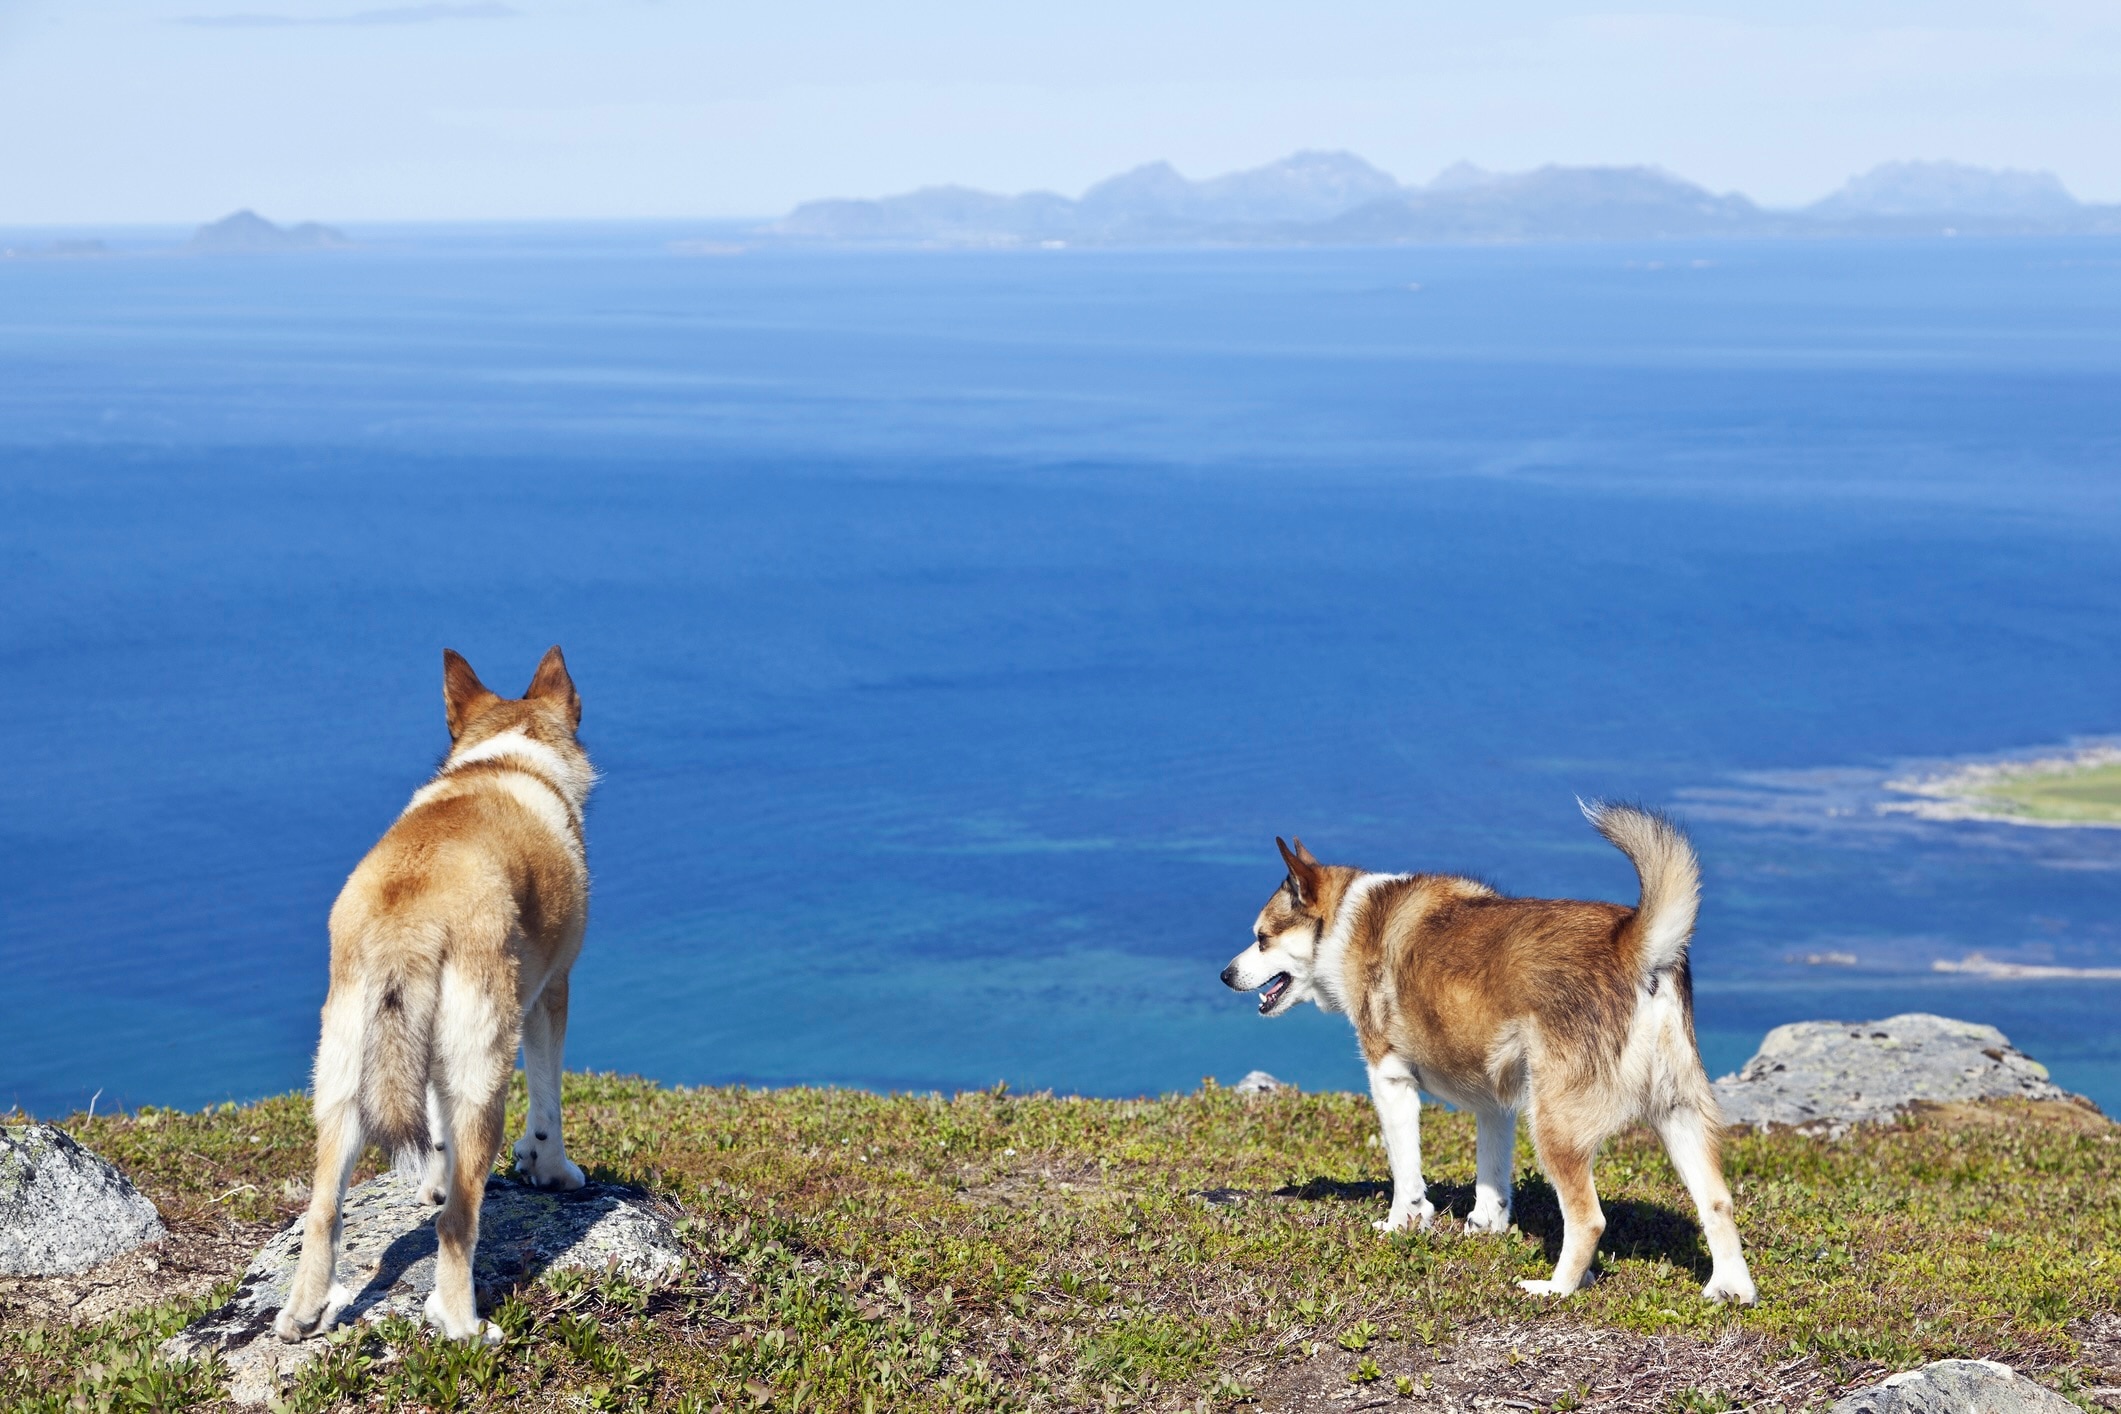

{"left": 354, "top": 930, "right": 443, "bottom": 1174}
{"left": 1580, "top": 800, "right": 1700, "bottom": 979}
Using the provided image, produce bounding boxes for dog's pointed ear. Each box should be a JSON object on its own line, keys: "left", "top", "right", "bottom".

{"left": 1277, "top": 836, "right": 1322, "bottom": 907}
{"left": 442, "top": 649, "right": 500, "bottom": 739}
{"left": 524, "top": 644, "right": 581, "bottom": 730}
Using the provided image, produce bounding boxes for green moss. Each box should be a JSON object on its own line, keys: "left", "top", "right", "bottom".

{"left": 5, "top": 1081, "right": 2116, "bottom": 1410}
{"left": 1975, "top": 761, "right": 2121, "bottom": 823}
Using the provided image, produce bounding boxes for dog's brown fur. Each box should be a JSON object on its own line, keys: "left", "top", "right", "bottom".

{"left": 1222, "top": 805, "right": 1755, "bottom": 1303}
{"left": 275, "top": 647, "right": 595, "bottom": 1344}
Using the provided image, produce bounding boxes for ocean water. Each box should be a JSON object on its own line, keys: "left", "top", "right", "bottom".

{"left": 4, "top": 230, "right": 2121, "bottom": 1118}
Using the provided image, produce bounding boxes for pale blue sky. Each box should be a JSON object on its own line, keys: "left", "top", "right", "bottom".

{"left": 2, "top": 1, "right": 2117, "bottom": 223}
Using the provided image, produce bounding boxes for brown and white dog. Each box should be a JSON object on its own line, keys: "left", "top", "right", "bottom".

{"left": 275, "top": 647, "right": 595, "bottom": 1344}
{"left": 1220, "top": 803, "right": 1755, "bottom": 1304}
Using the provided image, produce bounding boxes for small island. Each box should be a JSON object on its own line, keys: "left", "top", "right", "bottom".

{"left": 186, "top": 210, "right": 349, "bottom": 253}
{"left": 1882, "top": 744, "right": 2121, "bottom": 827}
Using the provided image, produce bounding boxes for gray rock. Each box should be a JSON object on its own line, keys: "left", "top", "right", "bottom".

{"left": 1232, "top": 1070, "right": 1290, "bottom": 1095}
{"left": 0, "top": 1124, "right": 166, "bottom": 1276}
{"left": 164, "top": 1171, "right": 689, "bottom": 1404}
{"left": 1827, "top": 1358, "right": 2078, "bottom": 1413}
{"left": 1714, "top": 1013, "right": 2090, "bottom": 1135}
{"left": 1193, "top": 1187, "right": 1252, "bottom": 1206}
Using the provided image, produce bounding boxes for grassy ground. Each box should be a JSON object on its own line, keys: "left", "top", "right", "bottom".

{"left": 4, "top": 1080, "right": 2118, "bottom": 1411}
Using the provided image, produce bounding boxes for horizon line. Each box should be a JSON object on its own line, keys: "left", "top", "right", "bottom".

{"left": 0, "top": 152, "right": 2104, "bottom": 230}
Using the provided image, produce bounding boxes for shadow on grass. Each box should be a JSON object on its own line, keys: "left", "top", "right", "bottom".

{"left": 1510, "top": 1174, "right": 1714, "bottom": 1280}
{"left": 1271, "top": 1173, "right": 1714, "bottom": 1279}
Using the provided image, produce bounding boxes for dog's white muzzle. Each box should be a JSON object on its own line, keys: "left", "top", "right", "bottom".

{"left": 1222, "top": 946, "right": 1300, "bottom": 1016}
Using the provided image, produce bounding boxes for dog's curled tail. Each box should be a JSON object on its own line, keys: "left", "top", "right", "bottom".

{"left": 1580, "top": 799, "right": 1700, "bottom": 979}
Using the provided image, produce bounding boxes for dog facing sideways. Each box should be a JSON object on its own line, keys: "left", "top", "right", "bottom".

{"left": 1220, "top": 803, "right": 1755, "bottom": 1304}
{"left": 275, "top": 647, "right": 596, "bottom": 1344}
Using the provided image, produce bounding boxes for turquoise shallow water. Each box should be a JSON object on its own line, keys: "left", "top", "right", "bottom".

{"left": 3, "top": 231, "right": 2120, "bottom": 1115}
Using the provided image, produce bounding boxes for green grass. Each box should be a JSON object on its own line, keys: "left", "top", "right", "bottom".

{"left": 1976, "top": 761, "right": 2121, "bottom": 823}
{"left": 5, "top": 1081, "right": 2117, "bottom": 1410}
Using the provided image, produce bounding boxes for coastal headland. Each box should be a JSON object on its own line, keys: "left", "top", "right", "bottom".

{"left": 6, "top": 1064, "right": 2117, "bottom": 1411}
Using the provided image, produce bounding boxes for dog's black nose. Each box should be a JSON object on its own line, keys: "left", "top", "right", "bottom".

{"left": 1220, "top": 963, "right": 1241, "bottom": 989}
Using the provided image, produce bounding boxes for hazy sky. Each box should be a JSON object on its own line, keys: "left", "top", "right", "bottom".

{"left": 2, "top": 1, "right": 2117, "bottom": 223}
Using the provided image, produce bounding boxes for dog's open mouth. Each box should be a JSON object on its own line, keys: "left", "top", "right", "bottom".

{"left": 1258, "top": 973, "right": 1292, "bottom": 1013}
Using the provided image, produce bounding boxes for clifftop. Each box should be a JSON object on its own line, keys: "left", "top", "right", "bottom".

{"left": 5, "top": 1036, "right": 2117, "bottom": 1411}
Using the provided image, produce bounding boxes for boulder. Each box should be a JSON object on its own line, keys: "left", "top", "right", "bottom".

{"left": 1827, "top": 1358, "right": 2077, "bottom": 1413}
{"left": 1232, "top": 1070, "right": 1291, "bottom": 1095}
{"left": 1713, "top": 1013, "right": 2092, "bottom": 1136}
{"left": 0, "top": 1124, "right": 166, "bottom": 1276}
{"left": 164, "top": 1171, "right": 688, "bottom": 1404}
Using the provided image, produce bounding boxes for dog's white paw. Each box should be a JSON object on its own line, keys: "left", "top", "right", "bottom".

{"left": 512, "top": 1135, "right": 586, "bottom": 1191}
{"left": 274, "top": 1283, "right": 351, "bottom": 1343}
{"left": 423, "top": 1290, "right": 500, "bottom": 1342}
{"left": 1516, "top": 1278, "right": 1572, "bottom": 1297}
{"left": 273, "top": 1306, "right": 320, "bottom": 1342}
{"left": 1702, "top": 1271, "right": 1758, "bottom": 1305}
{"left": 1373, "top": 1200, "right": 1435, "bottom": 1234}
{"left": 1465, "top": 1204, "right": 1512, "bottom": 1234}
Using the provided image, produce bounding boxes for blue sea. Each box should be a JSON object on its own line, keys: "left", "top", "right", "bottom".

{"left": 5, "top": 229, "right": 2121, "bottom": 1118}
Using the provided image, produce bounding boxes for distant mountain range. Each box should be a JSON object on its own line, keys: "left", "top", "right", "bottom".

{"left": 771, "top": 154, "right": 2121, "bottom": 246}
{"left": 189, "top": 210, "right": 350, "bottom": 252}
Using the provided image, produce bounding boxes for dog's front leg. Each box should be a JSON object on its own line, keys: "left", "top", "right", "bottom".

{"left": 416, "top": 1083, "right": 451, "bottom": 1206}
{"left": 512, "top": 978, "right": 586, "bottom": 1190}
{"left": 1367, "top": 1055, "right": 1434, "bottom": 1232}
{"left": 1467, "top": 1106, "right": 1516, "bottom": 1233}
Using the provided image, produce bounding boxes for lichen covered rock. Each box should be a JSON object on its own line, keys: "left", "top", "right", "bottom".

{"left": 0, "top": 1124, "right": 166, "bottom": 1276}
{"left": 164, "top": 1171, "right": 688, "bottom": 1404}
{"left": 1827, "top": 1358, "right": 2078, "bottom": 1413}
{"left": 1714, "top": 1013, "right": 2091, "bottom": 1136}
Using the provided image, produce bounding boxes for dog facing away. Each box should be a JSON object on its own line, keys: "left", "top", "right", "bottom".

{"left": 275, "top": 647, "right": 595, "bottom": 1344}
{"left": 1220, "top": 803, "right": 1755, "bottom": 1304}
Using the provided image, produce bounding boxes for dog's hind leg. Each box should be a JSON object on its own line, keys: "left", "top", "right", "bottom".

{"left": 1656, "top": 1104, "right": 1756, "bottom": 1304}
{"left": 1467, "top": 1105, "right": 1517, "bottom": 1233}
{"left": 276, "top": 989, "right": 366, "bottom": 1342}
{"left": 1518, "top": 1113, "right": 1603, "bottom": 1296}
{"left": 1367, "top": 1055, "right": 1434, "bottom": 1232}
{"left": 512, "top": 975, "right": 586, "bottom": 1191}
{"left": 424, "top": 1080, "right": 505, "bottom": 1342}
{"left": 424, "top": 964, "right": 511, "bottom": 1342}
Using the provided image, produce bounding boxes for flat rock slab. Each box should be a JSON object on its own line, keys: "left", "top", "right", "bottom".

{"left": 164, "top": 1171, "right": 686, "bottom": 1405}
{"left": 1713, "top": 1013, "right": 2092, "bottom": 1136}
{"left": 0, "top": 1124, "right": 166, "bottom": 1276}
{"left": 1827, "top": 1359, "right": 2078, "bottom": 1413}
